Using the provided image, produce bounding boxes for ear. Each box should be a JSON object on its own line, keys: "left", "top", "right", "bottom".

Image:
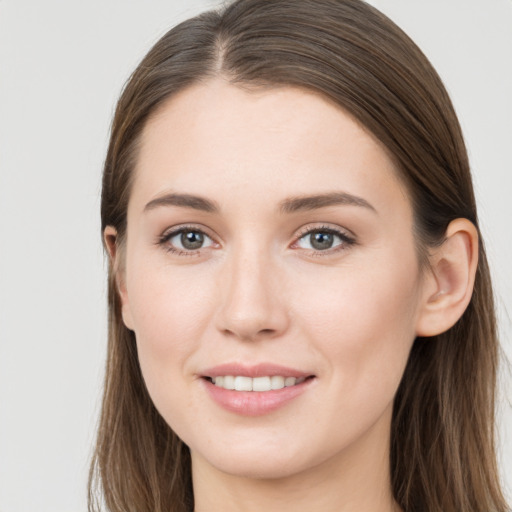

{"left": 104, "top": 226, "right": 134, "bottom": 330}
{"left": 415, "top": 218, "right": 479, "bottom": 337}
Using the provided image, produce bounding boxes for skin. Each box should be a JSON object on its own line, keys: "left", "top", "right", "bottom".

{"left": 106, "top": 79, "right": 478, "bottom": 512}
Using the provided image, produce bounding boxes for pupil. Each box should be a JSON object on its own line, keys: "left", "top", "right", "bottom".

{"left": 311, "top": 232, "right": 333, "bottom": 250}
{"left": 181, "top": 231, "right": 204, "bottom": 250}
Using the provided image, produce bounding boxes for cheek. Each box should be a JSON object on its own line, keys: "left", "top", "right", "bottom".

{"left": 125, "top": 257, "right": 217, "bottom": 387}
{"left": 292, "top": 253, "right": 421, "bottom": 396}
{"left": 125, "top": 263, "right": 222, "bottom": 433}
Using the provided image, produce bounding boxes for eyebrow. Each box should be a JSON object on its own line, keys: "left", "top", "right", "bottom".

{"left": 279, "top": 192, "right": 377, "bottom": 214}
{"left": 144, "top": 193, "right": 219, "bottom": 213}
{"left": 143, "top": 191, "right": 376, "bottom": 215}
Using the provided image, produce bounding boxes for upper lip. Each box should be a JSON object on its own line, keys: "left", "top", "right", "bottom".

{"left": 201, "top": 363, "right": 314, "bottom": 379}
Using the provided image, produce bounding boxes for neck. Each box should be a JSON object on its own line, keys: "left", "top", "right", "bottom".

{"left": 192, "top": 409, "right": 400, "bottom": 512}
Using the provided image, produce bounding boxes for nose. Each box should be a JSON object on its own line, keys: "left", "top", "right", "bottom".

{"left": 214, "top": 246, "right": 290, "bottom": 342}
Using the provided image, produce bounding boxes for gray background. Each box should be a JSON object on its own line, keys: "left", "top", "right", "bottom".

{"left": 0, "top": 1, "right": 510, "bottom": 510}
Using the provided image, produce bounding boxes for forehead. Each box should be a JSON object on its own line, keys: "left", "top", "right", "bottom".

{"left": 131, "top": 79, "right": 410, "bottom": 218}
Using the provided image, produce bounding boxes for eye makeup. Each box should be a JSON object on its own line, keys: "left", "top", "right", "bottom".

{"left": 156, "top": 224, "right": 218, "bottom": 256}
{"left": 155, "top": 222, "right": 357, "bottom": 259}
{"left": 292, "top": 224, "right": 357, "bottom": 257}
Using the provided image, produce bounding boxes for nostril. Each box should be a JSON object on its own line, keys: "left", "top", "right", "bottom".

{"left": 220, "top": 326, "right": 278, "bottom": 341}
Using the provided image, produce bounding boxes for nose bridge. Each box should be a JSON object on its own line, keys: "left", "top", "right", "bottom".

{"left": 215, "top": 238, "right": 288, "bottom": 340}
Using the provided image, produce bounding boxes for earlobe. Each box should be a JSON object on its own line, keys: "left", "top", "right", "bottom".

{"left": 415, "top": 218, "right": 479, "bottom": 337}
{"left": 103, "top": 226, "right": 134, "bottom": 330}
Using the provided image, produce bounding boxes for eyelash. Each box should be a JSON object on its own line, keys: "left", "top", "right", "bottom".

{"left": 157, "top": 224, "right": 214, "bottom": 257}
{"left": 293, "top": 225, "right": 356, "bottom": 256}
{"left": 156, "top": 224, "right": 356, "bottom": 257}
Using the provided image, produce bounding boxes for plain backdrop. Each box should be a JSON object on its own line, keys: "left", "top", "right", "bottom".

{"left": 0, "top": 1, "right": 511, "bottom": 510}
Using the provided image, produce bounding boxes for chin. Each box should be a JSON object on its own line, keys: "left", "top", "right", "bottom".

{"left": 189, "top": 433, "right": 334, "bottom": 482}
{"left": 204, "top": 453, "right": 309, "bottom": 480}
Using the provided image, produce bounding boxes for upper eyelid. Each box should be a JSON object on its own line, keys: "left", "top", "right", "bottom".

{"left": 160, "top": 223, "right": 216, "bottom": 239}
{"left": 294, "top": 223, "right": 356, "bottom": 240}
{"left": 159, "top": 223, "right": 352, "bottom": 236}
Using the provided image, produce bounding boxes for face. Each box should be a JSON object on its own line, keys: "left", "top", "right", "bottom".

{"left": 116, "top": 79, "right": 429, "bottom": 480}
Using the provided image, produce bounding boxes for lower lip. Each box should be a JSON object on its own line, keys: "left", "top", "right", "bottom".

{"left": 203, "top": 378, "right": 314, "bottom": 416}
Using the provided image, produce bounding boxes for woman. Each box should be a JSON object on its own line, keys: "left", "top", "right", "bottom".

{"left": 89, "top": 1, "right": 509, "bottom": 511}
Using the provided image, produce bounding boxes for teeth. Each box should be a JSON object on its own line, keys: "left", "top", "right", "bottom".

{"left": 234, "top": 376, "right": 252, "bottom": 391}
{"left": 270, "top": 376, "right": 285, "bottom": 390}
{"left": 223, "top": 375, "right": 235, "bottom": 390}
{"left": 285, "top": 376, "right": 296, "bottom": 387}
{"left": 252, "top": 376, "right": 270, "bottom": 391}
{"left": 212, "top": 375, "right": 307, "bottom": 391}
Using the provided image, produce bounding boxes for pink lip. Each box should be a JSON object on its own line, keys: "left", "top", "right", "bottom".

{"left": 200, "top": 363, "right": 316, "bottom": 416}
{"left": 201, "top": 362, "right": 312, "bottom": 379}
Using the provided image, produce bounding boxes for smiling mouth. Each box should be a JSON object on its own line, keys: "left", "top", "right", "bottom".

{"left": 203, "top": 375, "right": 315, "bottom": 392}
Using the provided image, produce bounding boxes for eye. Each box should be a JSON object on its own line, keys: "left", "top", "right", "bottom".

{"left": 295, "top": 227, "right": 355, "bottom": 252}
{"left": 159, "top": 227, "right": 215, "bottom": 253}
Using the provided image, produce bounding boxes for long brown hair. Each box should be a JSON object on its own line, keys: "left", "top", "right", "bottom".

{"left": 90, "top": 1, "right": 509, "bottom": 511}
